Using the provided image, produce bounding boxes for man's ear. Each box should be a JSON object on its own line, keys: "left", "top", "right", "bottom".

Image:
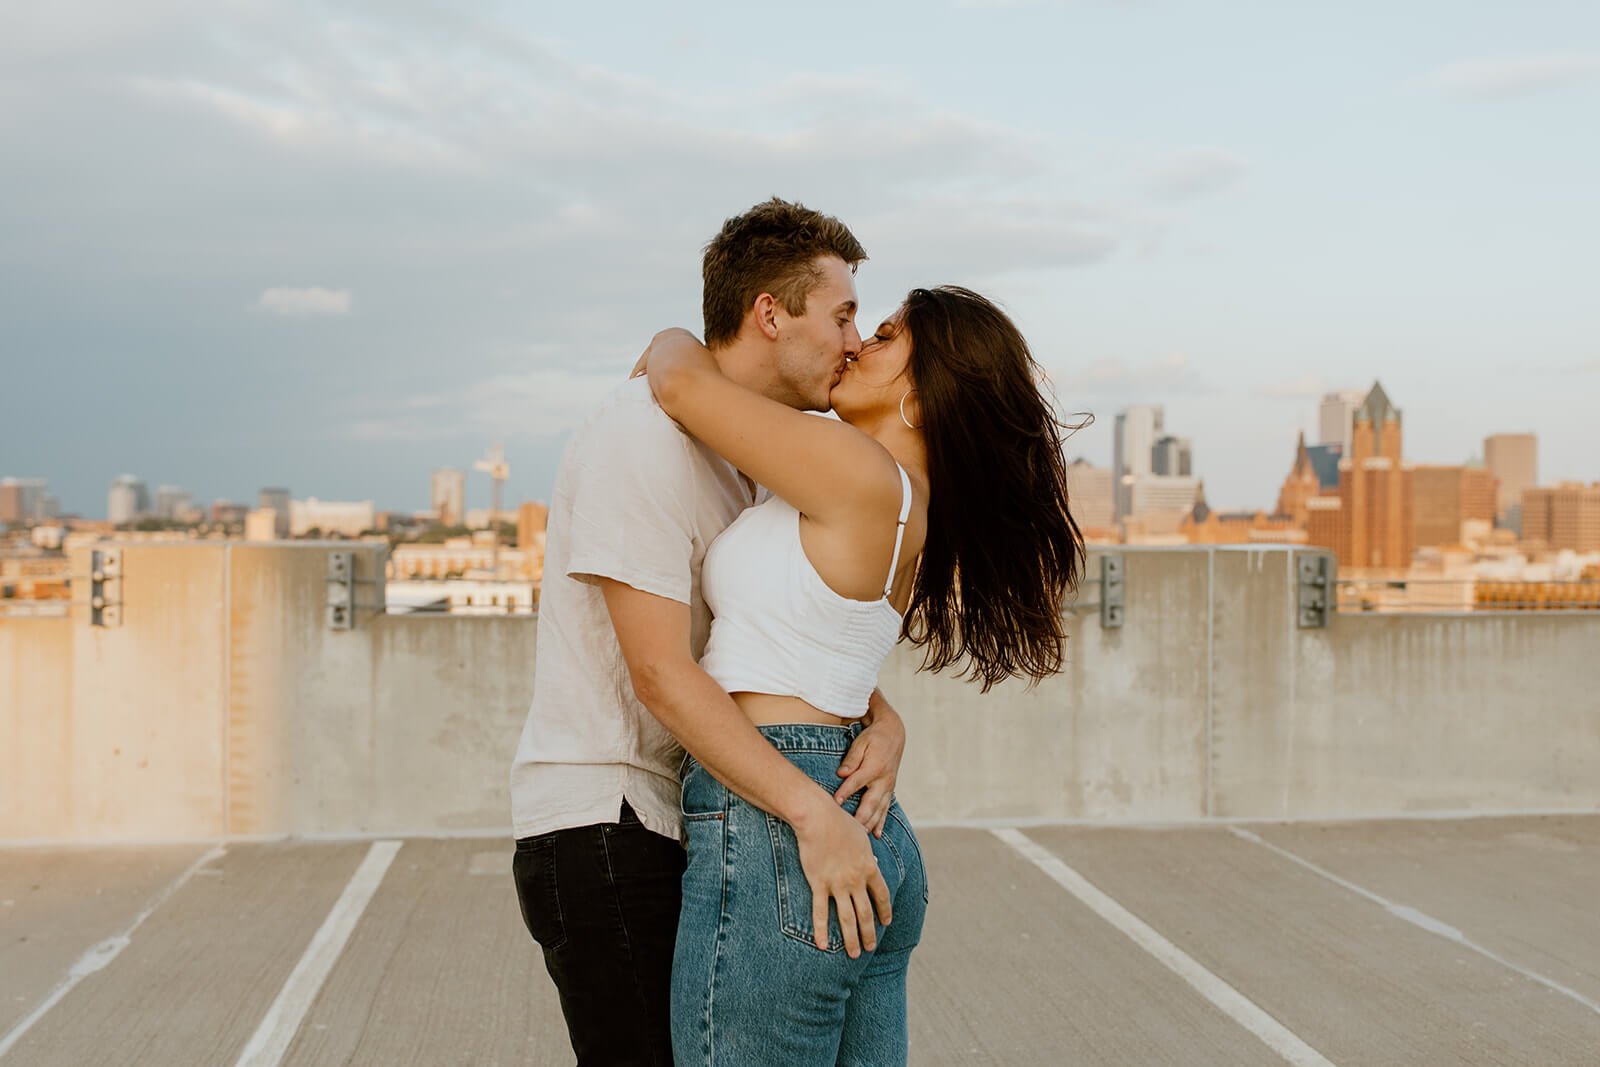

{"left": 752, "top": 292, "right": 781, "bottom": 341}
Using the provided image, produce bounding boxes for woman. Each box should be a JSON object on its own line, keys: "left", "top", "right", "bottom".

{"left": 644, "top": 285, "right": 1083, "bottom": 1065}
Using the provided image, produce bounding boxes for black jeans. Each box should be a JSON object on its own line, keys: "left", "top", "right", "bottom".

{"left": 513, "top": 801, "right": 686, "bottom": 1066}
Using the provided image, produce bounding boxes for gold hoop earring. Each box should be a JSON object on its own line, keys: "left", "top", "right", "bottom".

{"left": 899, "top": 390, "right": 922, "bottom": 430}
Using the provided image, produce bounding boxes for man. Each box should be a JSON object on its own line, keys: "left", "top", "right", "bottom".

{"left": 510, "top": 198, "right": 906, "bottom": 1065}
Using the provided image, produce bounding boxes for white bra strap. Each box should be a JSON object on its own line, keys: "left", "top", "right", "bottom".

{"left": 884, "top": 464, "right": 913, "bottom": 597}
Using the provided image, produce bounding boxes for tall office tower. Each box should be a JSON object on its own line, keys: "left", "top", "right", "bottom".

{"left": 1112, "top": 405, "right": 1163, "bottom": 519}
{"left": 1319, "top": 390, "right": 1366, "bottom": 454}
{"left": 1483, "top": 433, "right": 1537, "bottom": 525}
{"left": 155, "top": 486, "right": 193, "bottom": 521}
{"left": 1338, "top": 382, "right": 1413, "bottom": 571}
{"left": 1151, "top": 435, "right": 1193, "bottom": 477}
{"left": 1064, "top": 458, "right": 1114, "bottom": 530}
{"left": 431, "top": 468, "right": 467, "bottom": 527}
{"left": 1412, "top": 466, "right": 1496, "bottom": 548}
{"left": 1521, "top": 484, "right": 1600, "bottom": 553}
{"left": 259, "top": 488, "right": 291, "bottom": 538}
{"left": 108, "top": 475, "right": 150, "bottom": 525}
{"left": 0, "top": 478, "right": 50, "bottom": 523}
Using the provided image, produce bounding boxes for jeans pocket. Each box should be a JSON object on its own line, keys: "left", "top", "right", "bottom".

{"left": 765, "top": 813, "right": 848, "bottom": 954}
{"left": 512, "top": 835, "right": 567, "bottom": 952}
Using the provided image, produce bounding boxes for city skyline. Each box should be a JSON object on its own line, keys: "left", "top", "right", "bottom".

{"left": 3, "top": 4, "right": 1597, "bottom": 516}
{"left": 1, "top": 387, "right": 1565, "bottom": 527}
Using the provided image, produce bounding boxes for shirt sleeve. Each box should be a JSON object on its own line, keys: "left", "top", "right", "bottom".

{"left": 565, "top": 411, "right": 697, "bottom": 605}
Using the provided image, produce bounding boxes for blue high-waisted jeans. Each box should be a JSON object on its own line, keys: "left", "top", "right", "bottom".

{"left": 671, "top": 723, "right": 929, "bottom": 1066}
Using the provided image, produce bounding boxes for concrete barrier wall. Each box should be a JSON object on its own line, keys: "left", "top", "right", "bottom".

{"left": 2, "top": 543, "right": 1597, "bottom": 840}
{"left": 1207, "top": 549, "right": 1600, "bottom": 818}
{"left": 882, "top": 549, "right": 1214, "bottom": 823}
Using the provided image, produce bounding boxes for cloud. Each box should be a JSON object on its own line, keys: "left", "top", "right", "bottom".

{"left": 340, "top": 363, "right": 619, "bottom": 443}
{"left": 1423, "top": 53, "right": 1600, "bottom": 100}
{"left": 0, "top": 3, "right": 1240, "bottom": 512}
{"left": 862, "top": 196, "right": 1119, "bottom": 282}
{"left": 1256, "top": 373, "right": 1327, "bottom": 399}
{"left": 257, "top": 287, "right": 352, "bottom": 317}
{"left": 1147, "top": 147, "right": 1247, "bottom": 201}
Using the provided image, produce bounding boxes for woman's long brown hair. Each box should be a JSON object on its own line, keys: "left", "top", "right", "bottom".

{"left": 900, "top": 286, "right": 1085, "bottom": 690}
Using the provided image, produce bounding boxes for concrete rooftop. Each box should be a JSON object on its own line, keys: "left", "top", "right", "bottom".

{"left": 4, "top": 815, "right": 1599, "bottom": 1065}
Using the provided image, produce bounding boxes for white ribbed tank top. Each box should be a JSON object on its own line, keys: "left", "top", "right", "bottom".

{"left": 699, "top": 465, "right": 913, "bottom": 719}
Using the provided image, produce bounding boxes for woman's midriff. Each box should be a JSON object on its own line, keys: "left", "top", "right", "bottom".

{"left": 730, "top": 691, "right": 854, "bottom": 728}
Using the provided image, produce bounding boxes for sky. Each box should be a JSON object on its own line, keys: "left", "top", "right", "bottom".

{"left": 2, "top": 0, "right": 1597, "bottom": 519}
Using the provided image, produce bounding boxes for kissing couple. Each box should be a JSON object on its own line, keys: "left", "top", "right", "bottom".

{"left": 511, "top": 197, "right": 1084, "bottom": 1065}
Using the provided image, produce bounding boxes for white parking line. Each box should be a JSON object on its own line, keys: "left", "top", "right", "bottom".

{"left": 991, "top": 828, "right": 1336, "bottom": 1067}
{"left": 0, "top": 844, "right": 228, "bottom": 1061}
{"left": 235, "top": 840, "right": 402, "bottom": 1067}
{"left": 1229, "top": 827, "right": 1600, "bottom": 1017}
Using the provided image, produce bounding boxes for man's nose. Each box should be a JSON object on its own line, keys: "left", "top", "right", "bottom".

{"left": 842, "top": 324, "right": 862, "bottom": 357}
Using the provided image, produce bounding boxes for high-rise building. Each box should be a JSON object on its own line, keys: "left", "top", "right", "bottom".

{"left": 108, "top": 475, "right": 150, "bottom": 525}
{"left": 1521, "top": 484, "right": 1600, "bottom": 553}
{"left": 432, "top": 468, "right": 467, "bottom": 528}
{"left": 1483, "top": 434, "right": 1537, "bottom": 525}
{"left": 258, "top": 488, "right": 291, "bottom": 538}
{"left": 154, "top": 486, "right": 194, "bottom": 522}
{"left": 1318, "top": 390, "right": 1366, "bottom": 454}
{"left": 1151, "top": 436, "right": 1193, "bottom": 477}
{"left": 0, "top": 478, "right": 51, "bottom": 524}
{"left": 1412, "top": 465, "right": 1496, "bottom": 548}
{"left": 1337, "top": 382, "right": 1413, "bottom": 572}
{"left": 1065, "top": 458, "right": 1114, "bottom": 531}
{"left": 1112, "top": 405, "right": 1163, "bottom": 519}
{"left": 1282, "top": 430, "right": 1348, "bottom": 551}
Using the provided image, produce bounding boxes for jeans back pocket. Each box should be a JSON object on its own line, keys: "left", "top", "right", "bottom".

{"left": 765, "top": 812, "right": 905, "bottom": 954}
{"left": 512, "top": 835, "right": 567, "bottom": 952}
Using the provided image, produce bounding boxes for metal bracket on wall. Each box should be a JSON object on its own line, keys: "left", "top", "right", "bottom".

{"left": 326, "top": 551, "right": 354, "bottom": 630}
{"left": 90, "top": 548, "right": 122, "bottom": 628}
{"left": 1100, "top": 554, "right": 1125, "bottom": 629}
{"left": 1297, "top": 554, "right": 1334, "bottom": 629}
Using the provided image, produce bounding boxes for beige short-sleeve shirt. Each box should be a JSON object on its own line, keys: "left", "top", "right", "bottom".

{"left": 510, "top": 378, "right": 753, "bottom": 842}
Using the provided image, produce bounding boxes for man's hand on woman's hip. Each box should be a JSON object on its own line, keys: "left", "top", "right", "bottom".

{"left": 792, "top": 794, "right": 893, "bottom": 958}
{"left": 836, "top": 715, "right": 904, "bottom": 838}
{"left": 837, "top": 689, "right": 906, "bottom": 837}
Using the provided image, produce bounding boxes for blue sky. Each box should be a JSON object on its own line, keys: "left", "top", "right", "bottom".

{"left": 2, "top": 1, "right": 1596, "bottom": 518}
